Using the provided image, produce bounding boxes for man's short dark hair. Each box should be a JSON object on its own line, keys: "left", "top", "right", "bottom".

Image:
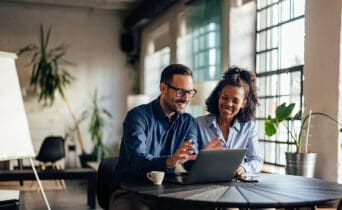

{"left": 160, "top": 64, "right": 192, "bottom": 84}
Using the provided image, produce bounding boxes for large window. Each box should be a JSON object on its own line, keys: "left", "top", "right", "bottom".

{"left": 178, "top": 0, "right": 222, "bottom": 82}
{"left": 144, "top": 47, "right": 170, "bottom": 99}
{"left": 256, "top": 0, "right": 305, "bottom": 166}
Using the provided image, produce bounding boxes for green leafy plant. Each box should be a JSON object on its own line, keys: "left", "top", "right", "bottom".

{"left": 18, "top": 25, "right": 86, "bottom": 154}
{"left": 265, "top": 103, "right": 342, "bottom": 153}
{"left": 81, "top": 89, "right": 113, "bottom": 160}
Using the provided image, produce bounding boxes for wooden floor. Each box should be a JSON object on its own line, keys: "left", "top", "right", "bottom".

{"left": 19, "top": 180, "right": 101, "bottom": 210}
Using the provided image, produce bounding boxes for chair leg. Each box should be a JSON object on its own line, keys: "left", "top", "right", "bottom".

{"left": 53, "top": 162, "right": 66, "bottom": 189}
{"left": 39, "top": 163, "right": 46, "bottom": 171}
{"left": 59, "top": 179, "right": 66, "bottom": 189}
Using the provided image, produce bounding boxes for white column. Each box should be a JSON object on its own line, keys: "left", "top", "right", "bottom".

{"left": 304, "top": 0, "right": 342, "bottom": 182}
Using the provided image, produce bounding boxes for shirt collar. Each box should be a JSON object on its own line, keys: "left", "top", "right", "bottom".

{"left": 152, "top": 96, "right": 179, "bottom": 122}
{"left": 207, "top": 114, "right": 242, "bottom": 132}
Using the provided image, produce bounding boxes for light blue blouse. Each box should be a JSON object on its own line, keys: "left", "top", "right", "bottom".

{"left": 196, "top": 114, "right": 263, "bottom": 173}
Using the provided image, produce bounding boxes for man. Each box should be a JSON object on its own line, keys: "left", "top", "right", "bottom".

{"left": 109, "top": 64, "right": 199, "bottom": 210}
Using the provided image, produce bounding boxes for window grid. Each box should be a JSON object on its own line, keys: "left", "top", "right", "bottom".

{"left": 144, "top": 47, "right": 170, "bottom": 98}
{"left": 191, "top": 22, "right": 221, "bottom": 82}
{"left": 256, "top": 0, "right": 305, "bottom": 166}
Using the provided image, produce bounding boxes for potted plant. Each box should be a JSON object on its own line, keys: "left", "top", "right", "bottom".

{"left": 18, "top": 25, "right": 87, "bottom": 154}
{"left": 79, "top": 89, "right": 113, "bottom": 167}
{"left": 265, "top": 103, "right": 342, "bottom": 177}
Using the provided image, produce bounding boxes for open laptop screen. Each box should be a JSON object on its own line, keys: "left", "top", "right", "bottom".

{"left": 166, "top": 149, "right": 247, "bottom": 184}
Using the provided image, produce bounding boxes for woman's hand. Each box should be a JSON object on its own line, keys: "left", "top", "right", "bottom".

{"left": 204, "top": 137, "right": 224, "bottom": 150}
{"left": 236, "top": 166, "right": 246, "bottom": 177}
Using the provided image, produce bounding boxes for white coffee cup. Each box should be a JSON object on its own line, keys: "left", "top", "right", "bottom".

{"left": 146, "top": 171, "right": 165, "bottom": 185}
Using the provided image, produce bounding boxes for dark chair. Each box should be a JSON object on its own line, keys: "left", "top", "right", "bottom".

{"left": 318, "top": 199, "right": 342, "bottom": 210}
{"left": 36, "top": 136, "right": 65, "bottom": 170}
{"left": 97, "top": 156, "right": 119, "bottom": 210}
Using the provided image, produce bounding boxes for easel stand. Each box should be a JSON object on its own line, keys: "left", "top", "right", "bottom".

{"left": 28, "top": 157, "right": 51, "bottom": 210}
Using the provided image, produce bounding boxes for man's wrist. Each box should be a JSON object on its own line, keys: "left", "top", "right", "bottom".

{"left": 166, "top": 155, "right": 175, "bottom": 168}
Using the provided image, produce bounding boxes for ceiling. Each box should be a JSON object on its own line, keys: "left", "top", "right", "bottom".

{"left": 4, "top": 0, "right": 178, "bottom": 31}
{"left": 5, "top": 0, "right": 143, "bottom": 10}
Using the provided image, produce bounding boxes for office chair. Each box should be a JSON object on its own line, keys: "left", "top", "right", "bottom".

{"left": 35, "top": 136, "right": 66, "bottom": 189}
{"left": 318, "top": 199, "right": 342, "bottom": 210}
{"left": 97, "top": 156, "right": 119, "bottom": 209}
{"left": 36, "top": 136, "right": 65, "bottom": 170}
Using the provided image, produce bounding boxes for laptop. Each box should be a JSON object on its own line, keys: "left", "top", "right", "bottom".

{"left": 165, "top": 148, "right": 247, "bottom": 184}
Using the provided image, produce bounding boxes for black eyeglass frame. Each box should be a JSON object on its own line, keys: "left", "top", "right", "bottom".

{"left": 166, "top": 83, "right": 197, "bottom": 98}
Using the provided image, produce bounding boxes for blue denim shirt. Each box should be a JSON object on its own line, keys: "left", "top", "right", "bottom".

{"left": 196, "top": 114, "right": 263, "bottom": 173}
{"left": 113, "top": 97, "right": 199, "bottom": 188}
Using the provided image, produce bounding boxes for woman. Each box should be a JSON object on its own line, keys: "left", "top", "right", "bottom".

{"left": 197, "top": 66, "right": 263, "bottom": 175}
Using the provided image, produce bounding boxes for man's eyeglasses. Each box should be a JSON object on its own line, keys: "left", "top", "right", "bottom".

{"left": 166, "top": 83, "right": 197, "bottom": 98}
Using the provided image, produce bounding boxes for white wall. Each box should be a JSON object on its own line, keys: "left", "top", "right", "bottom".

{"left": 304, "top": 0, "right": 342, "bottom": 182}
{"left": 139, "top": 1, "right": 187, "bottom": 93}
{"left": 0, "top": 2, "right": 134, "bottom": 159}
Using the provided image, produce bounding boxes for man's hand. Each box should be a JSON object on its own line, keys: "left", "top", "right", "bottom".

{"left": 204, "top": 137, "right": 224, "bottom": 150}
{"left": 166, "top": 139, "right": 197, "bottom": 168}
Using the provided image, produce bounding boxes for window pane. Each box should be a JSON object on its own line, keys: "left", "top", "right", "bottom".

{"left": 257, "top": 98, "right": 266, "bottom": 118}
{"left": 257, "top": 0, "right": 268, "bottom": 10}
{"left": 208, "top": 32, "right": 216, "bottom": 48}
{"left": 208, "top": 65, "right": 216, "bottom": 80}
{"left": 199, "top": 35, "right": 205, "bottom": 50}
{"left": 266, "top": 74, "right": 278, "bottom": 96}
{"left": 258, "top": 9, "right": 267, "bottom": 30}
{"left": 257, "top": 31, "right": 267, "bottom": 52}
{"left": 267, "top": 49, "right": 278, "bottom": 71}
{"left": 257, "top": 53, "right": 266, "bottom": 73}
{"left": 267, "top": 28, "right": 278, "bottom": 49}
{"left": 277, "top": 144, "right": 288, "bottom": 165}
{"left": 209, "top": 49, "right": 216, "bottom": 65}
{"left": 257, "top": 76, "right": 266, "bottom": 97}
{"left": 144, "top": 47, "right": 170, "bottom": 98}
{"left": 266, "top": 97, "right": 277, "bottom": 118}
{"left": 256, "top": 0, "right": 304, "bottom": 167}
{"left": 278, "top": 72, "right": 302, "bottom": 97}
{"left": 279, "top": 73, "right": 290, "bottom": 95}
{"left": 280, "top": 19, "right": 305, "bottom": 68}
{"left": 290, "top": 71, "right": 302, "bottom": 95}
{"left": 280, "top": 0, "right": 290, "bottom": 22}
{"left": 265, "top": 142, "right": 276, "bottom": 163}
{"left": 207, "top": 22, "right": 217, "bottom": 30}
{"left": 194, "top": 38, "right": 199, "bottom": 52}
{"left": 259, "top": 141, "right": 265, "bottom": 159}
{"left": 293, "top": 0, "right": 305, "bottom": 17}
{"left": 267, "top": 5, "right": 278, "bottom": 27}
{"left": 257, "top": 120, "right": 265, "bottom": 139}
{"left": 188, "top": 2, "right": 222, "bottom": 83}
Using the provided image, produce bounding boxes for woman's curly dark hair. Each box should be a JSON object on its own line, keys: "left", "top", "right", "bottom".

{"left": 205, "top": 66, "right": 259, "bottom": 122}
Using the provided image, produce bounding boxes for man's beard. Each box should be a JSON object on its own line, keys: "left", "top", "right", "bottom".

{"left": 165, "top": 98, "right": 188, "bottom": 113}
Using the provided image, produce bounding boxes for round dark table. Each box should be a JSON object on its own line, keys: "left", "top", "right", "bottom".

{"left": 121, "top": 173, "right": 342, "bottom": 209}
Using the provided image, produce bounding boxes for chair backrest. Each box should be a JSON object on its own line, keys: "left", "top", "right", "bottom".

{"left": 97, "top": 156, "right": 119, "bottom": 210}
{"left": 36, "top": 136, "right": 65, "bottom": 163}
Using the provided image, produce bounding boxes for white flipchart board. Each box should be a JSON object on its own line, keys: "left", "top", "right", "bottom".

{"left": 0, "top": 51, "right": 35, "bottom": 161}
{"left": 0, "top": 51, "right": 51, "bottom": 209}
